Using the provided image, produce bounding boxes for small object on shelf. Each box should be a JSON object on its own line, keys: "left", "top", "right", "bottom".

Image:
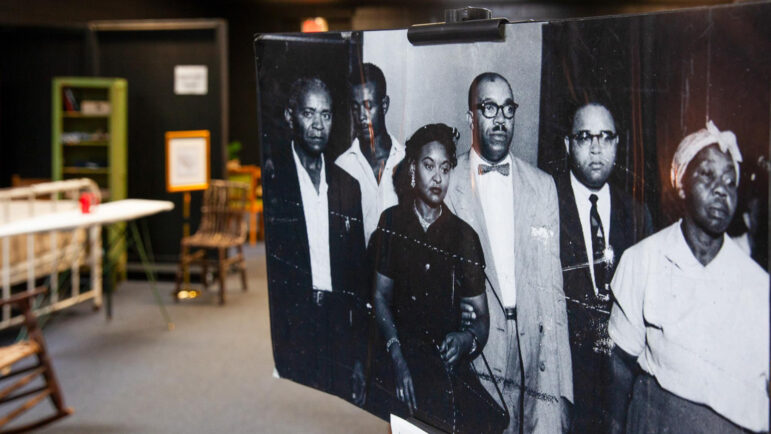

{"left": 61, "top": 130, "right": 110, "bottom": 145}
{"left": 81, "top": 100, "right": 111, "bottom": 115}
{"left": 72, "top": 159, "right": 108, "bottom": 168}
{"left": 63, "top": 87, "right": 79, "bottom": 111}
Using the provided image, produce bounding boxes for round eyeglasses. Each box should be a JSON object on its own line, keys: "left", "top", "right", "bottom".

{"left": 476, "top": 101, "right": 518, "bottom": 119}
{"left": 570, "top": 130, "right": 618, "bottom": 147}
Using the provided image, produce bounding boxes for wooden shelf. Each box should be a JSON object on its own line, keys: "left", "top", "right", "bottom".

{"left": 62, "top": 167, "right": 109, "bottom": 175}
{"left": 53, "top": 77, "right": 127, "bottom": 203}
{"left": 62, "top": 141, "right": 109, "bottom": 146}
{"left": 62, "top": 111, "right": 109, "bottom": 119}
{"left": 54, "top": 77, "right": 128, "bottom": 282}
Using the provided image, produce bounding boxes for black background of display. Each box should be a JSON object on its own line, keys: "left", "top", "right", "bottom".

{"left": 538, "top": 3, "right": 770, "bottom": 241}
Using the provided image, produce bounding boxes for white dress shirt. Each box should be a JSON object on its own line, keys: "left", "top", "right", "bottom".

{"left": 292, "top": 144, "right": 332, "bottom": 292}
{"left": 335, "top": 134, "right": 404, "bottom": 245}
{"left": 470, "top": 149, "right": 516, "bottom": 308}
{"left": 609, "top": 221, "right": 770, "bottom": 432}
{"left": 570, "top": 172, "right": 611, "bottom": 296}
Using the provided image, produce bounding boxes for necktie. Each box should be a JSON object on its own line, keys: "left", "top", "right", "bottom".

{"left": 589, "top": 194, "right": 609, "bottom": 297}
{"left": 478, "top": 162, "right": 510, "bottom": 176}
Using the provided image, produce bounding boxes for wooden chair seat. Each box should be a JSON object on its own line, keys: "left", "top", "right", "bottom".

{"left": 0, "top": 342, "right": 39, "bottom": 371}
{"left": 175, "top": 180, "right": 250, "bottom": 304}
{"left": 181, "top": 232, "right": 243, "bottom": 248}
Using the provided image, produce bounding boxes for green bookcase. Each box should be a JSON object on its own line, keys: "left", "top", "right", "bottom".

{"left": 52, "top": 77, "right": 128, "bottom": 278}
{"left": 52, "top": 77, "right": 127, "bottom": 200}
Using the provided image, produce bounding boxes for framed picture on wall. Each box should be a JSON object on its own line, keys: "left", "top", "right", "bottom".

{"left": 165, "top": 130, "right": 210, "bottom": 192}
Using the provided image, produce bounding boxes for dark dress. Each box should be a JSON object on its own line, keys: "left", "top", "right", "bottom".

{"left": 372, "top": 203, "right": 507, "bottom": 434}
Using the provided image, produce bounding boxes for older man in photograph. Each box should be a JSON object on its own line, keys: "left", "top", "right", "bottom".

{"left": 555, "top": 102, "right": 652, "bottom": 432}
{"left": 335, "top": 62, "right": 404, "bottom": 245}
{"left": 263, "top": 77, "right": 368, "bottom": 405}
{"left": 449, "top": 72, "right": 573, "bottom": 433}
{"left": 608, "top": 121, "right": 769, "bottom": 434}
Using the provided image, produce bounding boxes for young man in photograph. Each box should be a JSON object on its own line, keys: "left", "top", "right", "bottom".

{"left": 263, "top": 77, "right": 368, "bottom": 406}
{"left": 335, "top": 63, "right": 404, "bottom": 245}
{"left": 449, "top": 72, "right": 573, "bottom": 433}
{"left": 555, "top": 102, "right": 652, "bottom": 432}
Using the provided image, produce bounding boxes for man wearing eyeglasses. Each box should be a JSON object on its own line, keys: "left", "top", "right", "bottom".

{"left": 447, "top": 72, "right": 573, "bottom": 433}
{"left": 555, "top": 102, "right": 652, "bottom": 432}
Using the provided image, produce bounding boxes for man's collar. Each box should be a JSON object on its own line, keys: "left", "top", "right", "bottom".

{"left": 569, "top": 171, "right": 609, "bottom": 202}
{"left": 470, "top": 147, "right": 512, "bottom": 169}
{"left": 291, "top": 141, "right": 326, "bottom": 177}
{"left": 344, "top": 133, "right": 404, "bottom": 158}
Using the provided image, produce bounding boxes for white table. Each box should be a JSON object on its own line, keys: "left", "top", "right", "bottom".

{"left": 0, "top": 199, "right": 173, "bottom": 238}
{"left": 0, "top": 199, "right": 175, "bottom": 329}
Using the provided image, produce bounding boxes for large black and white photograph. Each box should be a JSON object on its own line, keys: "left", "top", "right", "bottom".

{"left": 255, "top": 3, "right": 769, "bottom": 433}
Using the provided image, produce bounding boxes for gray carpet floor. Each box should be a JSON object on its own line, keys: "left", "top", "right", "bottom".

{"left": 6, "top": 244, "right": 389, "bottom": 433}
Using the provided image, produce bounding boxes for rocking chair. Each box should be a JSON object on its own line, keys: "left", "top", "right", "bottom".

{"left": 0, "top": 287, "right": 72, "bottom": 433}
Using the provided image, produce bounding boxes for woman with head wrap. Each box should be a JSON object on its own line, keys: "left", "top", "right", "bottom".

{"left": 370, "top": 123, "right": 507, "bottom": 433}
{"left": 606, "top": 121, "right": 769, "bottom": 433}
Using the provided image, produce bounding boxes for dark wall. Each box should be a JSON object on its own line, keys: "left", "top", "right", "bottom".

{"left": 0, "top": 26, "right": 89, "bottom": 186}
{"left": 0, "top": 1, "right": 216, "bottom": 188}
{"left": 96, "top": 28, "right": 226, "bottom": 262}
{"left": 0, "top": 0, "right": 212, "bottom": 25}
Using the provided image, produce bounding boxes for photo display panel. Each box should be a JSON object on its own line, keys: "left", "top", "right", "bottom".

{"left": 255, "top": 3, "right": 770, "bottom": 432}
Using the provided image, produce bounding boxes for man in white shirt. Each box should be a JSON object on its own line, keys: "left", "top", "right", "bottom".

{"left": 263, "top": 77, "right": 368, "bottom": 406}
{"left": 608, "top": 121, "right": 769, "bottom": 433}
{"left": 554, "top": 102, "right": 652, "bottom": 432}
{"left": 335, "top": 63, "right": 404, "bottom": 245}
{"left": 447, "top": 72, "right": 572, "bottom": 433}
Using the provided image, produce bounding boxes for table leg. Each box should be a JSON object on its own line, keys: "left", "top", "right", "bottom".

{"left": 104, "top": 246, "right": 114, "bottom": 321}
{"left": 102, "top": 224, "right": 128, "bottom": 321}
{"left": 129, "top": 221, "right": 174, "bottom": 330}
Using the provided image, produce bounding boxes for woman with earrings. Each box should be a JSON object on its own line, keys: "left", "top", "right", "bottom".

{"left": 371, "top": 123, "right": 507, "bottom": 433}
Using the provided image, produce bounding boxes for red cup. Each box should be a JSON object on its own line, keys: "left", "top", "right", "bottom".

{"left": 79, "top": 192, "right": 98, "bottom": 213}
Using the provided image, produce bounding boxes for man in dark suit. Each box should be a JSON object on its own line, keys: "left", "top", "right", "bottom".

{"left": 555, "top": 102, "right": 653, "bottom": 432}
{"left": 263, "top": 77, "right": 368, "bottom": 405}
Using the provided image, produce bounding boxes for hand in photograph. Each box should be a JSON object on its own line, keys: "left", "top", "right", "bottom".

{"left": 439, "top": 331, "right": 473, "bottom": 367}
{"left": 390, "top": 344, "right": 418, "bottom": 414}
{"left": 459, "top": 300, "right": 476, "bottom": 328}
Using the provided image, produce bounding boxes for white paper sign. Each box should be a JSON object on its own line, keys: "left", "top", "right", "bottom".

{"left": 168, "top": 137, "right": 208, "bottom": 187}
{"left": 390, "top": 415, "right": 428, "bottom": 434}
{"left": 174, "top": 65, "right": 208, "bottom": 95}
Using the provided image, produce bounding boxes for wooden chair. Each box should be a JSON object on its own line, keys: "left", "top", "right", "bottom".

{"left": 174, "top": 180, "right": 250, "bottom": 304}
{"left": 226, "top": 165, "right": 264, "bottom": 245}
{"left": 0, "top": 287, "right": 72, "bottom": 433}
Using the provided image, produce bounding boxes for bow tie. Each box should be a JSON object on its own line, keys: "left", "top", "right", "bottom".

{"left": 478, "top": 162, "right": 510, "bottom": 176}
